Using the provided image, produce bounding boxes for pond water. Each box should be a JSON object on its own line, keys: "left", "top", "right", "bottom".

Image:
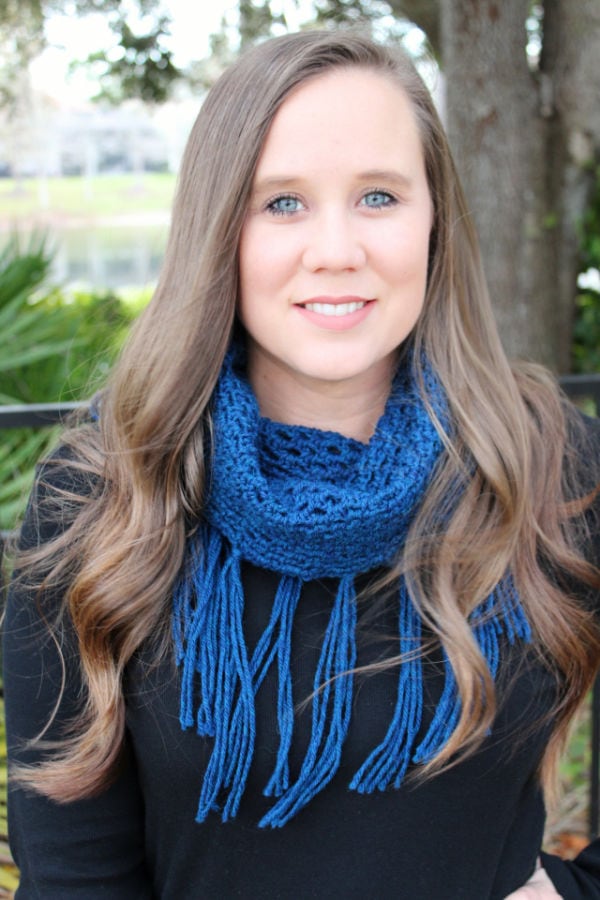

{"left": 48, "top": 220, "right": 169, "bottom": 291}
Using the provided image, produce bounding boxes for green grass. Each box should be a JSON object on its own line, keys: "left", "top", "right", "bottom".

{"left": 0, "top": 174, "right": 177, "bottom": 222}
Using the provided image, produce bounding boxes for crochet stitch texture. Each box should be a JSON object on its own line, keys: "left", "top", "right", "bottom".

{"left": 173, "top": 348, "right": 531, "bottom": 828}
{"left": 205, "top": 349, "right": 445, "bottom": 578}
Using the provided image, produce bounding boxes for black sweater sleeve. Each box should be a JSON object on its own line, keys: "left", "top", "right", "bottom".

{"left": 2, "top": 455, "right": 155, "bottom": 899}
{"left": 541, "top": 846, "right": 600, "bottom": 899}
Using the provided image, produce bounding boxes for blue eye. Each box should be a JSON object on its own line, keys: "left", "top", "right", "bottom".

{"left": 362, "top": 190, "right": 396, "bottom": 209}
{"left": 267, "top": 195, "right": 304, "bottom": 215}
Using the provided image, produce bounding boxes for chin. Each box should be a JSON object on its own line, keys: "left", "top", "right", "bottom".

{"left": 294, "top": 361, "right": 383, "bottom": 387}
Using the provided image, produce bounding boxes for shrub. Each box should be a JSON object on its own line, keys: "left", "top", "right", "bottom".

{"left": 0, "top": 234, "right": 141, "bottom": 531}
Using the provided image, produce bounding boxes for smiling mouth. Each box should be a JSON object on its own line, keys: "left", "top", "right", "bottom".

{"left": 303, "top": 300, "right": 367, "bottom": 317}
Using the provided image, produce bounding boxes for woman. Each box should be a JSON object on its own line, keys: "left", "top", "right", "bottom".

{"left": 4, "top": 29, "right": 600, "bottom": 900}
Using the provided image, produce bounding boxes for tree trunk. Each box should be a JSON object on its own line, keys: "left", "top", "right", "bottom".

{"left": 439, "top": 0, "right": 600, "bottom": 371}
{"left": 541, "top": 0, "right": 600, "bottom": 369}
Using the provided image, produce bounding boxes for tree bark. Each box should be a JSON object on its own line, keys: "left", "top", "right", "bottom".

{"left": 541, "top": 0, "right": 600, "bottom": 370}
{"left": 439, "top": 0, "right": 600, "bottom": 370}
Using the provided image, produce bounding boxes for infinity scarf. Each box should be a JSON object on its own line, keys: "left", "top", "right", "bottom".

{"left": 173, "top": 349, "right": 531, "bottom": 828}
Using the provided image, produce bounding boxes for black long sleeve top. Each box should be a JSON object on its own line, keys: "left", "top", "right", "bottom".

{"left": 4, "top": 425, "right": 600, "bottom": 900}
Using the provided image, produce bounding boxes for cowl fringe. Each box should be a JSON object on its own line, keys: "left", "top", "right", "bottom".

{"left": 173, "top": 529, "right": 531, "bottom": 828}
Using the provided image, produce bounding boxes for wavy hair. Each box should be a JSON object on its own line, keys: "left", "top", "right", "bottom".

{"left": 12, "top": 29, "right": 600, "bottom": 800}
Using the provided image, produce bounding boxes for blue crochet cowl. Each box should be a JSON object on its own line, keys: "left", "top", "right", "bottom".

{"left": 173, "top": 348, "right": 531, "bottom": 828}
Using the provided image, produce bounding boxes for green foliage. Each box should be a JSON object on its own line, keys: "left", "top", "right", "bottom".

{"left": 572, "top": 292, "right": 600, "bottom": 374}
{"left": 238, "top": 0, "right": 284, "bottom": 49}
{"left": 0, "top": 0, "right": 179, "bottom": 112}
{"left": 0, "top": 236, "right": 135, "bottom": 405}
{"left": 311, "top": 1, "right": 425, "bottom": 59}
{"left": 5, "top": 285, "right": 133, "bottom": 404}
{"left": 0, "top": 234, "right": 76, "bottom": 401}
{"left": 572, "top": 165, "right": 600, "bottom": 374}
{"left": 0, "top": 428, "right": 52, "bottom": 537}
{"left": 77, "top": 14, "right": 182, "bottom": 105}
{"left": 0, "top": 0, "right": 45, "bottom": 110}
{"left": 579, "top": 167, "right": 600, "bottom": 274}
{"left": 312, "top": 0, "right": 383, "bottom": 26}
{"left": 0, "top": 234, "right": 140, "bottom": 531}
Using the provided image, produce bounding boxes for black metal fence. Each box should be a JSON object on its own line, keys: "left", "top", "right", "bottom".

{"left": 1, "top": 375, "right": 599, "bottom": 834}
{"left": 0, "top": 401, "right": 82, "bottom": 430}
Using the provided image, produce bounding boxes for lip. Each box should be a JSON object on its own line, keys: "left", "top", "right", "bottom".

{"left": 294, "top": 295, "right": 375, "bottom": 332}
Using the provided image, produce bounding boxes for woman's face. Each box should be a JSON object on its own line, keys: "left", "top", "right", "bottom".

{"left": 238, "top": 67, "right": 433, "bottom": 404}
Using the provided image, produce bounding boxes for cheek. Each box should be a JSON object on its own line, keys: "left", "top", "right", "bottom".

{"left": 239, "top": 224, "right": 281, "bottom": 293}
{"left": 378, "top": 232, "right": 430, "bottom": 282}
{"left": 237, "top": 226, "right": 256, "bottom": 298}
{"left": 241, "top": 236, "right": 300, "bottom": 310}
{"left": 238, "top": 255, "right": 267, "bottom": 334}
{"left": 237, "top": 232, "right": 275, "bottom": 333}
{"left": 396, "top": 220, "right": 432, "bottom": 279}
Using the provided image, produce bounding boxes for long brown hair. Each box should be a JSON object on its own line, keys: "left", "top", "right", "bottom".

{"left": 12, "top": 29, "right": 600, "bottom": 801}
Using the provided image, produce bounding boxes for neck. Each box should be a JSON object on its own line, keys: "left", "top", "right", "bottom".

{"left": 246, "top": 352, "right": 394, "bottom": 444}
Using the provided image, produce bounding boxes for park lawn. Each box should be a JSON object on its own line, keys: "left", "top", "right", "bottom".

{"left": 0, "top": 173, "right": 177, "bottom": 223}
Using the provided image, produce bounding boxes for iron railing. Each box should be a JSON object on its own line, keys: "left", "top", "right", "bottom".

{"left": 0, "top": 401, "right": 82, "bottom": 429}
{"left": 1, "top": 375, "right": 599, "bottom": 834}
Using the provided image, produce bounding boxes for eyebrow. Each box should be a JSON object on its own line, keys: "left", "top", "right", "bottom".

{"left": 355, "top": 170, "right": 414, "bottom": 190}
{"left": 252, "top": 169, "right": 414, "bottom": 193}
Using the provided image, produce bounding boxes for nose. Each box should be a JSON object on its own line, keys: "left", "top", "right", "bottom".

{"left": 301, "top": 208, "right": 367, "bottom": 272}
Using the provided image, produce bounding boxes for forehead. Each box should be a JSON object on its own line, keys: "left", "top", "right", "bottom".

{"left": 254, "top": 67, "right": 425, "bottom": 176}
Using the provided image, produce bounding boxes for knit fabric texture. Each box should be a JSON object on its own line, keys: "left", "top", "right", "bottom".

{"left": 205, "top": 348, "right": 445, "bottom": 578}
{"left": 173, "top": 349, "right": 531, "bottom": 828}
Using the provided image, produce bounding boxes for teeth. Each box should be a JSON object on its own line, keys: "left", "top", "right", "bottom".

{"left": 304, "top": 301, "right": 366, "bottom": 316}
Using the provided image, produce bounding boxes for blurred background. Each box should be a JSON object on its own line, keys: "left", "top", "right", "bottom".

{"left": 0, "top": 0, "right": 599, "bottom": 895}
